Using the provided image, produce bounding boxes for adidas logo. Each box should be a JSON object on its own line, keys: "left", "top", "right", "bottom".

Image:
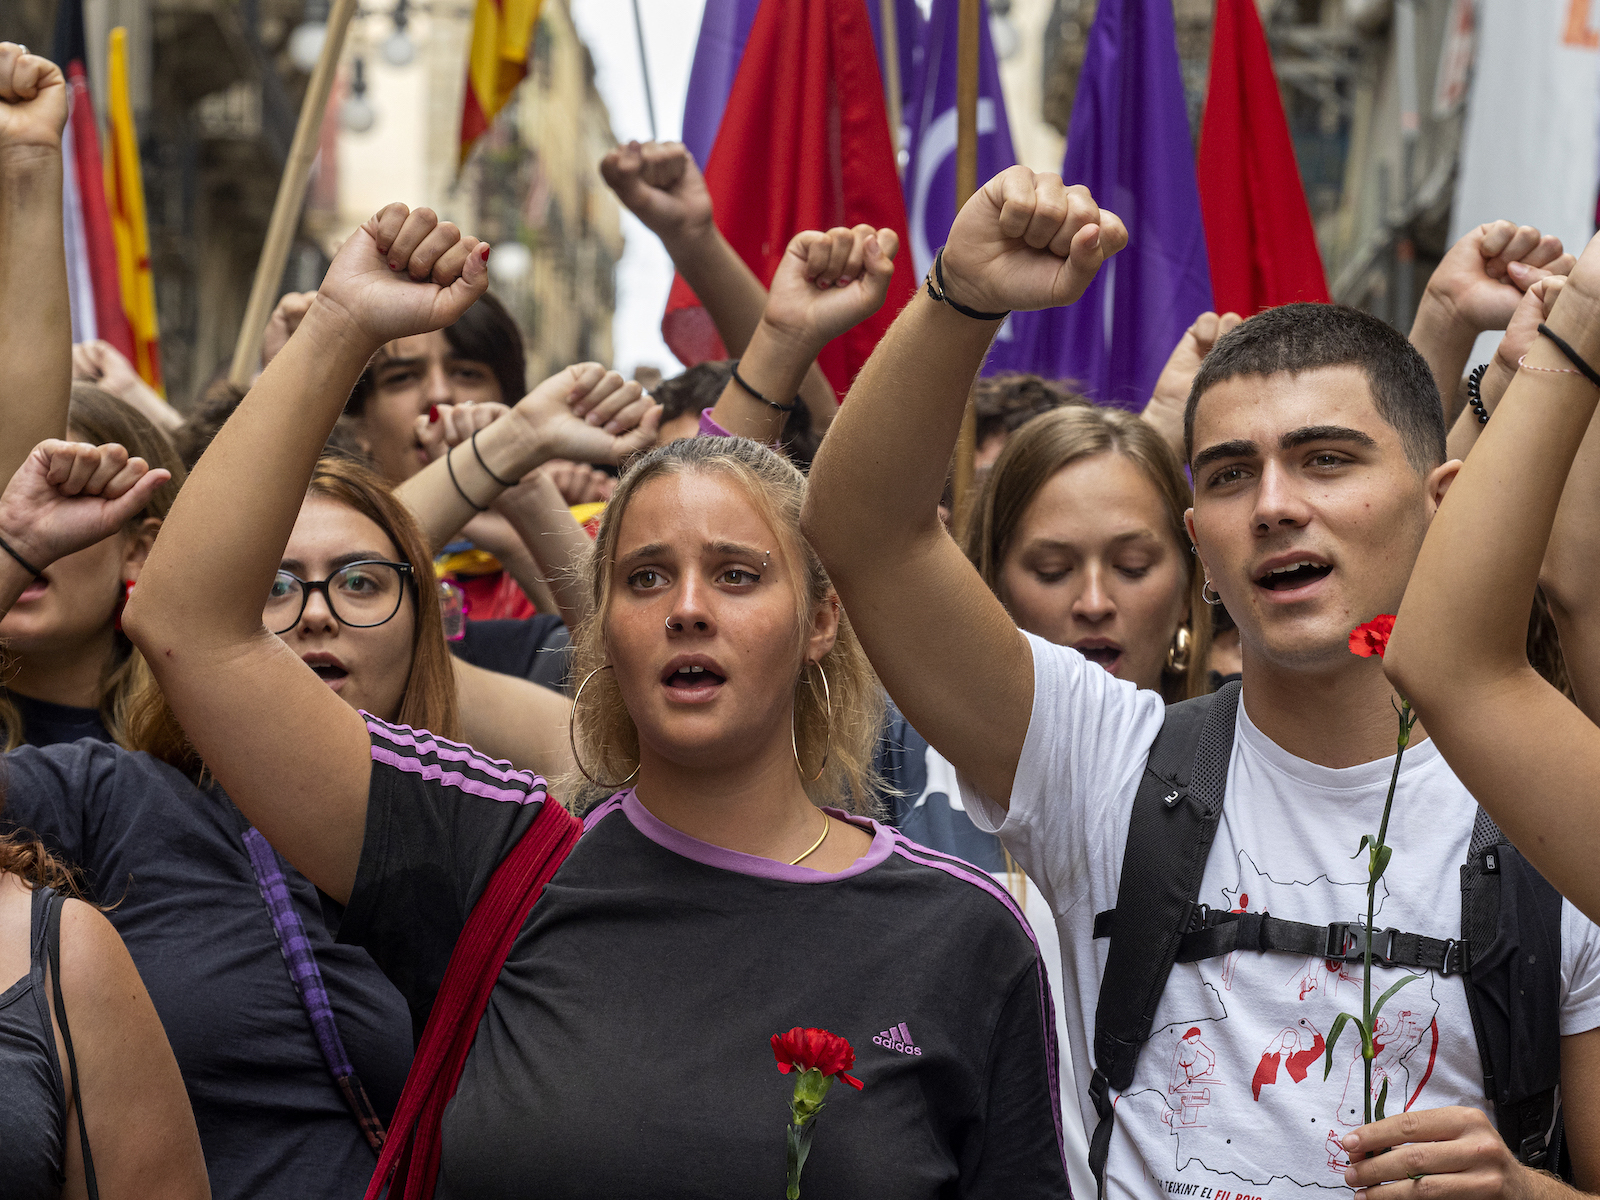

{"left": 872, "top": 1022, "right": 923, "bottom": 1055}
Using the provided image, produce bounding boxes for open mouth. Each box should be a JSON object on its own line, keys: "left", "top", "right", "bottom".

{"left": 1073, "top": 643, "right": 1122, "bottom": 673}
{"left": 664, "top": 664, "right": 726, "bottom": 689}
{"left": 1255, "top": 560, "right": 1333, "bottom": 592}
{"left": 17, "top": 577, "right": 47, "bottom": 602}
{"left": 309, "top": 663, "right": 350, "bottom": 683}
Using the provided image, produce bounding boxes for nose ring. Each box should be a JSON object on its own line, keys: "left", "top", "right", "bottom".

{"left": 666, "top": 617, "right": 682, "bottom": 632}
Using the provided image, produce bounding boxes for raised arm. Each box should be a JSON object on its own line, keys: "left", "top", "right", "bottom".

{"left": 1142, "top": 311, "right": 1242, "bottom": 462}
{"left": 123, "top": 205, "right": 493, "bottom": 902}
{"left": 707, "top": 225, "right": 897, "bottom": 445}
{"left": 802, "top": 167, "right": 1125, "bottom": 804}
{"left": 0, "top": 45, "right": 71, "bottom": 481}
{"left": 600, "top": 139, "right": 837, "bottom": 428}
{"left": 72, "top": 339, "right": 185, "bottom": 434}
{"left": 1385, "top": 232, "right": 1600, "bottom": 923}
{"left": 1408, "top": 220, "right": 1571, "bottom": 412}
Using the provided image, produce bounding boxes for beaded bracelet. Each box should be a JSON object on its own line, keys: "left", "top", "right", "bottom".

{"left": 1466, "top": 363, "right": 1489, "bottom": 427}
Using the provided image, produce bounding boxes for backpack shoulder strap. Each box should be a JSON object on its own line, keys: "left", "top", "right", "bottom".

{"left": 1460, "top": 808, "right": 1566, "bottom": 1173}
{"left": 367, "top": 796, "right": 583, "bottom": 1200}
{"left": 1087, "top": 680, "right": 1240, "bottom": 1197}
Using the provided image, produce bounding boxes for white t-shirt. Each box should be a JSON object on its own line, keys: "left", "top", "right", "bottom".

{"left": 962, "top": 633, "right": 1600, "bottom": 1199}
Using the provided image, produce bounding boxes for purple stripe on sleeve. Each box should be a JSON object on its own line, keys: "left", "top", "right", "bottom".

{"left": 365, "top": 717, "right": 537, "bottom": 786}
{"left": 889, "top": 840, "right": 1067, "bottom": 1180}
{"left": 370, "top": 745, "right": 544, "bottom": 805}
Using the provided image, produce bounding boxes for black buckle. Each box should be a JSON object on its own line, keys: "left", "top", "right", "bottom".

{"left": 1325, "top": 921, "right": 1399, "bottom": 964}
{"left": 1088, "top": 1069, "right": 1113, "bottom": 1119}
{"left": 1518, "top": 1132, "right": 1548, "bottom": 1169}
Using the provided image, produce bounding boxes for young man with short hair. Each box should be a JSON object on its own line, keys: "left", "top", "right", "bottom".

{"left": 804, "top": 166, "right": 1600, "bottom": 1199}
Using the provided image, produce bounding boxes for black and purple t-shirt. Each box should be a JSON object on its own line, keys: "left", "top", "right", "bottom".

{"left": 344, "top": 715, "right": 1071, "bottom": 1199}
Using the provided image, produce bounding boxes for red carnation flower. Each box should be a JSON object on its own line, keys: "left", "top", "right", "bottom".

{"left": 771, "top": 1027, "right": 864, "bottom": 1090}
{"left": 1348, "top": 614, "right": 1397, "bottom": 659}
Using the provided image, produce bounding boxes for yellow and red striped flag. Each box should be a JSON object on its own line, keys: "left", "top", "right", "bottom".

{"left": 104, "top": 26, "right": 164, "bottom": 395}
{"left": 459, "top": 0, "right": 544, "bottom": 164}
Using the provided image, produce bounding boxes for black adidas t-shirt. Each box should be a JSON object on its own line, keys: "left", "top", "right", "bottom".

{"left": 345, "top": 715, "right": 1070, "bottom": 1199}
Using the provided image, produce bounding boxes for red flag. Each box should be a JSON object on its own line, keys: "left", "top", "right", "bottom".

{"left": 1197, "top": 0, "right": 1329, "bottom": 314}
{"left": 663, "top": 0, "right": 914, "bottom": 399}
{"left": 65, "top": 61, "right": 135, "bottom": 359}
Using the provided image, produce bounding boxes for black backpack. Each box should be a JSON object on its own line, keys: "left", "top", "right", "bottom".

{"left": 1087, "top": 682, "right": 1567, "bottom": 1197}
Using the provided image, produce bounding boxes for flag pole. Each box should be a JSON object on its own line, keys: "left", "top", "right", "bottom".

{"left": 879, "top": 0, "right": 903, "bottom": 167}
{"left": 631, "top": 0, "right": 658, "bottom": 142}
{"left": 952, "top": 0, "right": 981, "bottom": 538}
{"left": 228, "top": 0, "right": 359, "bottom": 389}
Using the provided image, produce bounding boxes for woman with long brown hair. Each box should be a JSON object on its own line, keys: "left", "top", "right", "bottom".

{"left": 124, "top": 202, "right": 1072, "bottom": 1198}
{"left": 0, "top": 433, "right": 207, "bottom": 1198}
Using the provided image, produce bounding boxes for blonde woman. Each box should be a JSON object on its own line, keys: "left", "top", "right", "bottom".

{"left": 124, "top": 203, "right": 1072, "bottom": 1197}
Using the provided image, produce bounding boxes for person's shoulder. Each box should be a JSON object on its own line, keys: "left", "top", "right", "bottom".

{"left": 878, "top": 829, "right": 1040, "bottom": 948}
{"left": 365, "top": 714, "right": 547, "bottom": 806}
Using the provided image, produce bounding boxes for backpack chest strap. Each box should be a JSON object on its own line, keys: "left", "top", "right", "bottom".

{"left": 1092, "top": 906, "right": 1468, "bottom": 976}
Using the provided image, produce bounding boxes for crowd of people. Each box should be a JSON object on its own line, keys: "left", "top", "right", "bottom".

{"left": 3, "top": 35, "right": 1600, "bottom": 1200}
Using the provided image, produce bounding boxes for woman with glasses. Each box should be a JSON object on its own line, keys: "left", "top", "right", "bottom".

{"left": 122, "top": 205, "right": 1072, "bottom": 1197}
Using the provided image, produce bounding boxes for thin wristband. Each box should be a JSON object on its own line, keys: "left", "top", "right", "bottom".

{"left": 925, "top": 246, "right": 1011, "bottom": 322}
{"left": 728, "top": 361, "right": 800, "bottom": 413}
{"left": 446, "top": 444, "right": 489, "bottom": 512}
{"left": 0, "top": 531, "right": 42, "bottom": 577}
{"left": 1536, "top": 323, "right": 1600, "bottom": 389}
{"left": 471, "top": 429, "right": 518, "bottom": 487}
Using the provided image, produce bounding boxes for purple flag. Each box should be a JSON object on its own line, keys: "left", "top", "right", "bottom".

{"left": 902, "top": 0, "right": 1015, "bottom": 281}
{"left": 998, "top": 0, "right": 1213, "bottom": 408}
{"left": 682, "top": 0, "right": 923, "bottom": 171}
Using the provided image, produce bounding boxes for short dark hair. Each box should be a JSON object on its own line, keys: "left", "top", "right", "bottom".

{"left": 652, "top": 361, "right": 732, "bottom": 422}
{"left": 346, "top": 289, "right": 526, "bottom": 415}
{"left": 1184, "top": 303, "right": 1446, "bottom": 473}
{"left": 974, "top": 372, "right": 1088, "bottom": 446}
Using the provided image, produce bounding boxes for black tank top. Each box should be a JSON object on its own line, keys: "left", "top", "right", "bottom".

{"left": 0, "top": 885, "right": 67, "bottom": 1197}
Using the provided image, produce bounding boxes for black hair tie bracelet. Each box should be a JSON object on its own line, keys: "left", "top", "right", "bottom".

{"left": 0, "top": 531, "right": 42, "bottom": 578}
{"left": 728, "top": 361, "right": 799, "bottom": 413}
{"left": 1466, "top": 363, "right": 1490, "bottom": 427}
{"left": 1537, "top": 323, "right": 1600, "bottom": 389}
{"left": 925, "top": 246, "right": 1011, "bottom": 322}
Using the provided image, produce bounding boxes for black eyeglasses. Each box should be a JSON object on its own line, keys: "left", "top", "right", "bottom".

{"left": 265, "top": 560, "right": 415, "bottom": 635}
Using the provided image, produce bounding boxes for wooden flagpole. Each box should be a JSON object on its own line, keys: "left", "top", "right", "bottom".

{"left": 879, "top": 0, "right": 904, "bottom": 167}
{"left": 228, "top": 0, "right": 359, "bottom": 389}
{"left": 951, "top": 0, "right": 981, "bottom": 539}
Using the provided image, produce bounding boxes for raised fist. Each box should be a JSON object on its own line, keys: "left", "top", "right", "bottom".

{"left": 0, "top": 440, "right": 171, "bottom": 573}
{"left": 316, "top": 204, "right": 489, "bottom": 350}
{"left": 414, "top": 401, "right": 511, "bottom": 464}
{"left": 1425, "top": 221, "right": 1573, "bottom": 335}
{"left": 599, "top": 141, "right": 714, "bottom": 248}
{"left": 510, "top": 362, "right": 661, "bottom": 470}
{"left": 0, "top": 44, "right": 67, "bottom": 154}
{"left": 939, "top": 166, "right": 1127, "bottom": 315}
{"left": 762, "top": 225, "right": 899, "bottom": 356}
{"left": 1144, "top": 311, "right": 1243, "bottom": 456}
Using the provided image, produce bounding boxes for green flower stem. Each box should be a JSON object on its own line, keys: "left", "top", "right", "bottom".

{"left": 1360, "top": 699, "right": 1415, "bottom": 1125}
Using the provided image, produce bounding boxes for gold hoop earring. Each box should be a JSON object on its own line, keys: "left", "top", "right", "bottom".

{"left": 792, "top": 662, "right": 833, "bottom": 784}
{"left": 1165, "top": 625, "right": 1192, "bottom": 674}
{"left": 569, "top": 664, "right": 641, "bottom": 791}
{"left": 1202, "top": 579, "right": 1223, "bottom": 606}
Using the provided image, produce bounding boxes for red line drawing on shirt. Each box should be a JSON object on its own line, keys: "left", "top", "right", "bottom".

{"left": 1406, "top": 1018, "right": 1440, "bottom": 1111}
{"left": 1161, "top": 1027, "right": 1221, "bottom": 1129}
{"left": 1251, "top": 1018, "right": 1326, "bottom": 1100}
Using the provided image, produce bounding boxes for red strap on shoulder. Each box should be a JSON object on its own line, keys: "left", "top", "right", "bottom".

{"left": 365, "top": 796, "right": 582, "bottom": 1200}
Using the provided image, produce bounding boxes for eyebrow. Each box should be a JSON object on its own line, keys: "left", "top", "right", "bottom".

{"left": 1191, "top": 425, "right": 1380, "bottom": 473}
{"left": 1021, "top": 530, "right": 1162, "bottom": 554}
{"left": 279, "top": 551, "right": 395, "bottom": 574}
{"left": 616, "top": 541, "right": 770, "bottom": 567}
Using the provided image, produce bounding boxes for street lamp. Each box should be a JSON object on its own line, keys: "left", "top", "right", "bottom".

{"left": 340, "top": 57, "right": 377, "bottom": 132}
{"left": 381, "top": 0, "right": 415, "bottom": 67}
{"left": 288, "top": 0, "right": 330, "bottom": 72}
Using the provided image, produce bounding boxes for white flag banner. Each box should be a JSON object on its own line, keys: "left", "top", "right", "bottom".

{"left": 1451, "top": 0, "right": 1600, "bottom": 361}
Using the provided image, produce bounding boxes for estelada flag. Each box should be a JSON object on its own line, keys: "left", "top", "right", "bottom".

{"left": 664, "top": 0, "right": 914, "bottom": 399}
{"left": 1197, "top": 0, "right": 1329, "bottom": 314}
{"left": 459, "top": 0, "right": 544, "bottom": 164}
{"left": 104, "top": 26, "right": 164, "bottom": 395}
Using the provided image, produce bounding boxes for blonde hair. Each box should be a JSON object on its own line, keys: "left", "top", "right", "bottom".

{"left": 963, "top": 405, "right": 1212, "bottom": 703}
{"left": 0, "top": 385, "right": 187, "bottom": 751}
{"left": 127, "top": 452, "right": 461, "bottom": 775}
{"left": 566, "top": 437, "right": 883, "bottom": 811}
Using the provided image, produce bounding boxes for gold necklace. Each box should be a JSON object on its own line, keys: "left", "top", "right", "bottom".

{"left": 788, "top": 809, "right": 830, "bottom": 866}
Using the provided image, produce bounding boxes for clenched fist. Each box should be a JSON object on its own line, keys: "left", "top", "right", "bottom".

{"left": 939, "top": 166, "right": 1127, "bottom": 316}
{"left": 0, "top": 44, "right": 67, "bottom": 156}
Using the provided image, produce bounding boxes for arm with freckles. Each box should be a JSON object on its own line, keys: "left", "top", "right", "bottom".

{"left": 1409, "top": 220, "right": 1573, "bottom": 409}
{"left": 1385, "top": 232, "right": 1600, "bottom": 925}
{"left": 802, "top": 167, "right": 1126, "bottom": 805}
{"left": 123, "top": 204, "right": 493, "bottom": 903}
{"left": 1340, "top": 1027, "right": 1600, "bottom": 1200}
{"left": 707, "top": 225, "right": 898, "bottom": 445}
{"left": 600, "top": 140, "right": 838, "bottom": 430}
{"left": 0, "top": 46, "right": 72, "bottom": 482}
